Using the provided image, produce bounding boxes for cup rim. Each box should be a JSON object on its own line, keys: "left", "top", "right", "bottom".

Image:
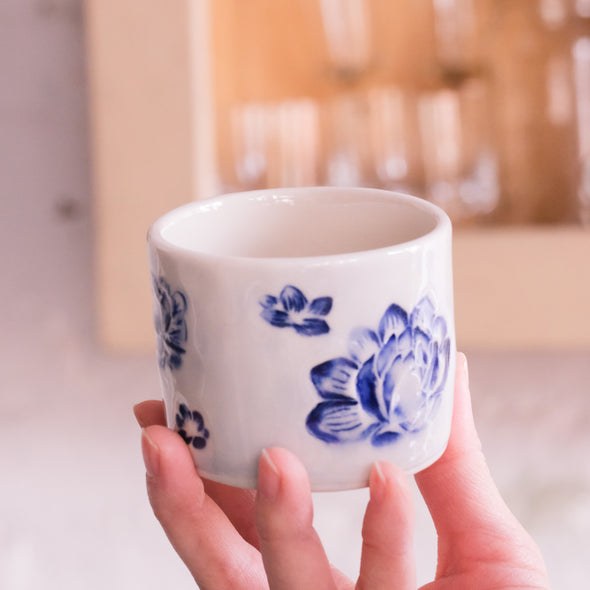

{"left": 148, "top": 187, "right": 451, "bottom": 264}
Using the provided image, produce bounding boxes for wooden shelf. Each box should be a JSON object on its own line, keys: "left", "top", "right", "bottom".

{"left": 86, "top": 1, "right": 590, "bottom": 353}
{"left": 453, "top": 227, "right": 590, "bottom": 350}
{"left": 92, "top": 206, "right": 590, "bottom": 353}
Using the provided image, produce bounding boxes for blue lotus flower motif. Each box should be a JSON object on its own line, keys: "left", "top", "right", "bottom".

{"left": 175, "top": 403, "right": 210, "bottom": 450}
{"left": 306, "top": 296, "right": 450, "bottom": 447}
{"left": 152, "top": 276, "right": 188, "bottom": 370}
{"left": 260, "top": 285, "right": 333, "bottom": 336}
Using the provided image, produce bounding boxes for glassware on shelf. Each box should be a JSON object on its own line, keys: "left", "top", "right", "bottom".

{"left": 321, "top": 87, "right": 423, "bottom": 191}
{"left": 366, "top": 85, "right": 423, "bottom": 194}
{"left": 231, "top": 99, "right": 320, "bottom": 190}
{"left": 573, "top": 36, "right": 590, "bottom": 226}
{"left": 216, "top": 0, "right": 590, "bottom": 226}
{"left": 431, "top": 0, "right": 490, "bottom": 74}
{"left": 539, "top": 0, "right": 569, "bottom": 26}
{"left": 418, "top": 77, "right": 499, "bottom": 223}
{"left": 318, "top": 0, "right": 372, "bottom": 81}
{"left": 573, "top": 0, "right": 590, "bottom": 17}
{"left": 490, "top": 0, "right": 580, "bottom": 224}
{"left": 322, "top": 92, "right": 370, "bottom": 186}
{"left": 231, "top": 102, "right": 267, "bottom": 189}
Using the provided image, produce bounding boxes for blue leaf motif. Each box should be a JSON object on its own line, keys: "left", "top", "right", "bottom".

{"left": 294, "top": 318, "right": 330, "bottom": 336}
{"left": 280, "top": 285, "right": 308, "bottom": 312}
{"left": 348, "top": 328, "right": 380, "bottom": 362}
{"left": 306, "top": 400, "right": 378, "bottom": 443}
{"left": 309, "top": 297, "right": 333, "bottom": 316}
{"left": 378, "top": 304, "right": 408, "bottom": 343}
{"left": 310, "top": 358, "right": 358, "bottom": 400}
{"left": 175, "top": 403, "right": 210, "bottom": 450}
{"left": 260, "top": 294, "right": 278, "bottom": 308}
{"left": 371, "top": 428, "right": 402, "bottom": 447}
{"left": 410, "top": 296, "right": 436, "bottom": 336}
{"left": 260, "top": 307, "right": 291, "bottom": 328}
{"left": 260, "top": 285, "right": 333, "bottom": 336}
{"left": 375, "top": 333, "right": 399, "bottom": 377}
{"left": 152, "top": 276, "right": 188, "bottom": 370}
{"left": 306, "top": 295, "right": 451, "bottom": 447}
{"left": 356, "top": 356, "right": 386, "bottom": 421}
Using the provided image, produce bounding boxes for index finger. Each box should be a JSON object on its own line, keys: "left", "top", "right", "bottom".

{"left": 133, "top": 399, "right": 260, "bottom": 548}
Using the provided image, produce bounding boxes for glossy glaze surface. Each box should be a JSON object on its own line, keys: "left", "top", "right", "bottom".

{"left": 148, "top": 187, "right": 455, "bottom": 490}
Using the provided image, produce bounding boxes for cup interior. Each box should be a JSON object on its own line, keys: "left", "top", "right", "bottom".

{"left": 154, "top": 188, "right": 443, "bottom": 258}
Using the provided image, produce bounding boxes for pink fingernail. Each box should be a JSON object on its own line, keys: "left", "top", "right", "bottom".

{"left": 370, "top": 462, "right": 387, "bottom": 503}
{"left": 133, "top": 404, "right": 145, "bottom": 428}
{"left": 258, "top": 448, "right": 280, "bottom": 500}
{"left": 461, "top": 352, "right": 469, "bottom": 383}
{"left": 141, "top": 428, "right": 160, "bottom": 477}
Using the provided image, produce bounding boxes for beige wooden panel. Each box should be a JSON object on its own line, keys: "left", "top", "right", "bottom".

{"left": 86, "top": 0, "right": 212, "bottom": 352}
{"left": 454, "top": 227, "right": 590, "bottom": 350}
{"left": 87, "top": 2, "right": 590, "bottom": 353}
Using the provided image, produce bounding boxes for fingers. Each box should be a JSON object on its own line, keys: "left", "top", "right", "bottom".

{"left": 140, "top": 425, "right": 268, "bottom": 590}
{"left": 356, "top": 462, "right": 415, "bottom": 590}
{"left": 134, "top": 401, "right": 260, "bottom": 548}
{"left": 415, "top": 353, "right": 511, "bottom": 536}
{"left": 136, "top": 408, "right": 417, "bottom": 590}
{"left": 415, "top": 353, "right": 543, "bottom": 574}
{"left": 133, "top": 400, "right": 166, "bottom": 427}
{"left": 255, "top": 448, "right": 338, "bottom": 590}
{"left": 203, "top": 479, "right": 260, "bottom": 549}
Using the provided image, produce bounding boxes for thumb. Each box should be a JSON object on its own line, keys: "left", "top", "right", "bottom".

{"left": 415, "top": 353, "right": 546, "bottom": 576}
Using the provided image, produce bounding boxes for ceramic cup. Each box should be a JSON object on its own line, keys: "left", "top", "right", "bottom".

{"left": 147, "top": 187, "right": 456, "bottom": 491}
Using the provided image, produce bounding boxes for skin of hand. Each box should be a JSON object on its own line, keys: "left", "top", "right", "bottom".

{"left": 133, "top": 353, "right": 550, "bottom": 590}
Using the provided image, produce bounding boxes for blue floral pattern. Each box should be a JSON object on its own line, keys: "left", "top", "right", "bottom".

{"left": 260, "top": 285, "right": 333, "bottom": 336}
{"left": 153, "top": 276, "right": 188, "bottom": 370}
{"left": 306, "top": 296, "right": 450, "bottom": 447}
{"left": 176, "top": 403, "right": 210, "bottom": 450}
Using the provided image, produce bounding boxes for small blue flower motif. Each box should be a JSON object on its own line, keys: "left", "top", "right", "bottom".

{"left": 259, "top": 285, "right": 333, "bottom": 336}
{"left": 306, "top": 296, "right": 451, "bottom": 447}
{"left": 175, "top": 403, "right": 210, "bottom": 450}
{"left": 152, "top": 276, "right": 188, "bottom": 370}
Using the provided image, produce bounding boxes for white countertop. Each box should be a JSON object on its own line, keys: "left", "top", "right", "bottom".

{"left": 1, "top": 343, "right": 588, "bottom": 588}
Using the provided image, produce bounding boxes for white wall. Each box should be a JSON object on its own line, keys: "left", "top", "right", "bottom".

{"left": 0, "top": 1, "right": 193, "bottom": 587}
{"left": 1, "top": 0, "right": 93, "bottom": 399}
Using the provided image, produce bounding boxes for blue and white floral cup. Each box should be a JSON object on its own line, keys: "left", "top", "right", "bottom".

{"left": 148, "top": 187, "right": 456, "bottom": 491}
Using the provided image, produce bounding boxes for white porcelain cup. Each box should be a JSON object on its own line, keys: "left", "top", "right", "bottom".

{"left": 147, "top": 187, "right": 456, "bottom": 491}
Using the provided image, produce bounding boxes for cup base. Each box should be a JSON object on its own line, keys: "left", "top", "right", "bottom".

{"left": 195, "top": 441, "right": 450, "bottom": 492}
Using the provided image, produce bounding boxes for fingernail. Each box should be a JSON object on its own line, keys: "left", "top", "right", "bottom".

{"left": 370, "top": 462, "right": 387, "bottom": 503}
{"left": 133, "top": 404, "right": 145, "bottom": 428}
{"left": 258, "top": 448, "right": 280, "bottom": 500}
{"left": 461, "top": 352, "right": 469, "bottom": 383}
{"left": 141, "top": 428, "right": 160, "bottom": 477}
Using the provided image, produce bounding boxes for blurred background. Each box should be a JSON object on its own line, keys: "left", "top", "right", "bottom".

{"left": 1, "top": 0, "right": 589, "bottom": 588}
